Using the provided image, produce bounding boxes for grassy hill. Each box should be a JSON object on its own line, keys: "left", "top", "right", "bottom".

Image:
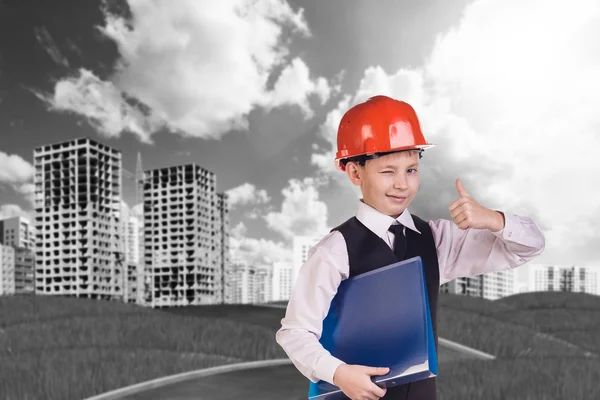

{"left": 0, "top": 295, "right": 286, "bottom": 400}
{"left": 1, "top": 292, "right": 599, "bottom": 400}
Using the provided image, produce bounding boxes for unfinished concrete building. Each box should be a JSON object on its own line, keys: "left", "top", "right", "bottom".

{"left": 216, "top": 192, "right": 232, "bottom": 303}
{"left": 142, "top": 164, "right": 230, "bottom": 307}
{"left": 33, "top": 138, "right": 123, "bottom": 299}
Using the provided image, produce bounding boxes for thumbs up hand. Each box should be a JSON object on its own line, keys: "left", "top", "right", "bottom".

{"left": 449, "top": 178, "right": 505, "bottom": 232}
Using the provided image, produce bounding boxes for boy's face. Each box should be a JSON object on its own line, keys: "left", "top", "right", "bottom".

{"left": 346, "top": 151, "right": 420, "bottom": 218}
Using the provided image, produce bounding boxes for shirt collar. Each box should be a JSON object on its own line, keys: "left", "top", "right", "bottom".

{"left": 355, "top": 199, "right": 421, "bottom": 239}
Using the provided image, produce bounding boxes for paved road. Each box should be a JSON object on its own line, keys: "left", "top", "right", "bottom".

{"left": 117, "top": 344, "right": 471, "bottom": 400}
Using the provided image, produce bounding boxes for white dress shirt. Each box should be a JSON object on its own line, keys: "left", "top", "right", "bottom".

{"left": 275, "top": 200, "right": 545, "bottom": 386}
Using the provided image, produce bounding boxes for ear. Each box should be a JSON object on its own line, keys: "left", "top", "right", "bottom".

{"left": 345, "top": 162, "right": 363, "bottom": 186}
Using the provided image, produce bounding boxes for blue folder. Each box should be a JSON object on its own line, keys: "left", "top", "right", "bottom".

{"left": 308, "top": 256, "right": 438, "bottom": 400}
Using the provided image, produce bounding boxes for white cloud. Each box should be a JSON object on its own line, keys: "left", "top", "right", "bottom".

{"left": 32, "top": 69, "right": 160, "bottom": 144}
{"left": 15, "top": 184, "right": 36, "bottom": 209}
{"left": 0, "top": 151, "right": 34, "bottom": 184}
{"left": 314, "top": 0, "right": 600, "bottom": 265}
{"left": 229, "top": 222, "right": 291, "bottom": 266}
{"left": 0, "top": 204, "right": 33, "bottom": 222}
{"left": 36, "top": 0, "right": 330, "bottom": 142}
{"left": 226, "top": 183, "right": 271, "bottom": 209}
{"left": 266, "top": 57, "right": 331, "bottom": 117}
{"left": 264, "top": 177, "right": 329, "bottom": 240}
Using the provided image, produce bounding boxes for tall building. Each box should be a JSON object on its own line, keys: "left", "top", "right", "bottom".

{"left": 292, "top": 235, "right": 323, "bottom": 287}
{"left": 441, "top": 276, "right": 483, "bottom": 297}
{"left": 231, "top": 262, "right": 256, "bottom": 304}
{"left": 33, "top": 138, "right": 123, "bottom": 299}
{"left": 272, "top": 261, "right": 293, "bottom": 301}
{"left": 0, "top": 216, "right": 35, "bottom": 295}
{"left": 141, "top": 164, "right": 229, "bottom": 307}
{"left": 482, "top": 269, "right": 514, "bottom": 300}
{"left": 0, "top": 244, "right": 15, "bottom": 295}
{"left": 120, "top": 203, "right": 140, "bottom": 265}
{"left": 229, "top": 262, "right": 272, "bottom": 304}
{"left": 441, "top": 269, "right": 514, "bottom": 300}
{"left": 118, "top": 202, "right": 143, "bottom": 304}
{"left": 216, "top": 193, "right": 232, "bottom": 303}
{"left": 528, "top": 264, "right": 599, "bottom": 295}
{"left": 255, "top": 265, "right": 272, "bottom": 303}
{"left": 14, "top": 247, "right": 35, "bottom": 294}
{"left": 0, "top": 216, "right": 34, "bottom": 249}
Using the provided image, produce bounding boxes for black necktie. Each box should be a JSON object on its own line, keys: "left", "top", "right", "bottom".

{"left": 388, "top": 223, "right": 407, "bottom": 260}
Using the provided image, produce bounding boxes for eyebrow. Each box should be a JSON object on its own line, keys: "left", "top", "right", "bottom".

{"left": 380, "top": 163, "right": 419, "bottom": 169}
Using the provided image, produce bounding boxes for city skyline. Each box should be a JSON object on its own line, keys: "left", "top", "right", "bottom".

{"left": 2, "top": 0, "right": 600, "bottom": 274}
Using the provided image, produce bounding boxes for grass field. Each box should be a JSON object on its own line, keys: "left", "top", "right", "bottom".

{"left": 0, "top": 295, "right": 286, "bottom": 400}
{"left": 1, "top": 292, "right": 599, "bottom": 400}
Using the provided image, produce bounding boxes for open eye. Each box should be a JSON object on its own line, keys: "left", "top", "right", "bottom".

{"left": 407, "top": 168, "right": 418, "bottom": 174}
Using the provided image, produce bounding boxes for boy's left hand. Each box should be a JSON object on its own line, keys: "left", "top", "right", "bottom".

{"left": 449, "top": 178, "right": 505, "bottom": 232}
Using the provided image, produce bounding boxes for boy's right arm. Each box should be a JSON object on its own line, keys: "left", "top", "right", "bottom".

{"left": 275, "top": 232, "right": 348, "bottom": 385}
{"left": 276, "top": 232, "right": 390, "bottom": 399}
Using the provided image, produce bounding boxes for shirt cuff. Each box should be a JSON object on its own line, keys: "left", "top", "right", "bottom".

{"left": 314, "top": 354, "right": 346, "bottom": 385}
{"left": 491, "top": 212, "right": 518, "bottom": 241}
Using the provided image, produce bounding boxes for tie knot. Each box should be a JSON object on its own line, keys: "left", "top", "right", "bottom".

{"left": 388, "top": 223, "right": 404, "bottom": 235}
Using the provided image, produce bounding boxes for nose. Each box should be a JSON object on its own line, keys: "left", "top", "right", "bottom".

{"left": 393, "top": 173, "right": 408, "bottom": 190}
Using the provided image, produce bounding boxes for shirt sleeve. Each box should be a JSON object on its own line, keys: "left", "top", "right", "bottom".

{"left": 275, "top": 231, "right": 349, "bottom": 385}
{"left": 428, "top": 212, "right": 546, "bottom": 285}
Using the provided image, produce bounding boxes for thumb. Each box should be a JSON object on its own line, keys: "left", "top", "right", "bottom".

{"left": 364, "top": 366, "right": 390, "bottom": 376}
{"left": 456, "top": 178, "right": 470, "bottom": 198}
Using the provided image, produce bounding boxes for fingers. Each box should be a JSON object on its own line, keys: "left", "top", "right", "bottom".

{"left": 363, "top": 366, "right": 389, "bottom": 376}
{"left": 448, "top": 196, "right": 469, "bottom": 212}
{"left": 365, "top": 367, "right": 388, "bottom": 399}
{"left": 456, "top": 178, "right": 471, "bottom": 198}
{"left": 369, "top": 382, "right": 387, "bottom": 398}
{"left": 359, "top": 393, "right": 378, "bottom": 400}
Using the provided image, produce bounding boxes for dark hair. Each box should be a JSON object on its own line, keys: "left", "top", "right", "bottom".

{"left": 340, "top": 149, "right": 423, "bottom": 168}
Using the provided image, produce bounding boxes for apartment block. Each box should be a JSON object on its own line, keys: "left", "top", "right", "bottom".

{"left": 119, "top": 202, "right": 141, "bottom": 265}
{"left": 528, "top": 264, "right": 599, "bottom": 295}
{"left": 272, "top": 261, "right": 293, "bottom": 301}
{"left": 14, "top": 247, "right": 35, "bottom": 294}
{"left": 255, "top": 266, "right": 272, "bottom": 303}
{"left": 292, "top": 235, "right": 323, "bottom": 287}
{"left": 33, "top": 138, "right": 124, "bottom": 299}
{"left": 0, "top": 216, "right": 34, "bottom": 249}
{"left": 231, "top": 262, "right": 255, "bottom": 304}
{"left": 441, "top": 269, "right": 514, "bottom": 300}
{"left": 0, "top": 244, "right": 15, "bottom": 295}
{"left": 482, "top": 269, "right": 514, "bottom": 300}
{"left": 441, "top": 276, "right": 484, "bottom": 297}
{"left": 141, "top": 164, "right": 229, "bottom": 307}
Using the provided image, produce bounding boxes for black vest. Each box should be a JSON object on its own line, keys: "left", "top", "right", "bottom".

{"left": 331, "top": 215, "right": 440, "bottom": 400}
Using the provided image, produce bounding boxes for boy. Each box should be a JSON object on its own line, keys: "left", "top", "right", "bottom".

{"left": 275, "top": 95, "right": 545, "bottom": 400}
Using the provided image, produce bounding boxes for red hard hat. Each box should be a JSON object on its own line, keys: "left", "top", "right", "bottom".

{"left": 334, "top": 95, "right": 436, "bottom": 171}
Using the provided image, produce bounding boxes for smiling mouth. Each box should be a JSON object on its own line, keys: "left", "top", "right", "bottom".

{"left": 387, "top": 195, "right": 407, "bottom": 201}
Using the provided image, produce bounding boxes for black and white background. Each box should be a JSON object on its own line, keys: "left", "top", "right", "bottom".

{"left": 1, "top": 0, "right": 599, "bottom": 399}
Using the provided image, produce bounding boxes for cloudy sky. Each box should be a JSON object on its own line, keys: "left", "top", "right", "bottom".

{"left": 1, "top": 0, "right": 599, "bottom": 273}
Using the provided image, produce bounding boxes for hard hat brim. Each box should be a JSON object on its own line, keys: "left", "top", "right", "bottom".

{"left": 334, "top": 143, "right": 436, "bottom": 172}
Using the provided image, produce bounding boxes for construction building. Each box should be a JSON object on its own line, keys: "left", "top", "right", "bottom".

{"left": 216, "top": 193, "right": 232, "bottom": 303}
{"left": 141, "top": 164, "right": 229, "bottom": 307}
{"left": 33, "top": 138, "right": 124, "bottom": 299}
